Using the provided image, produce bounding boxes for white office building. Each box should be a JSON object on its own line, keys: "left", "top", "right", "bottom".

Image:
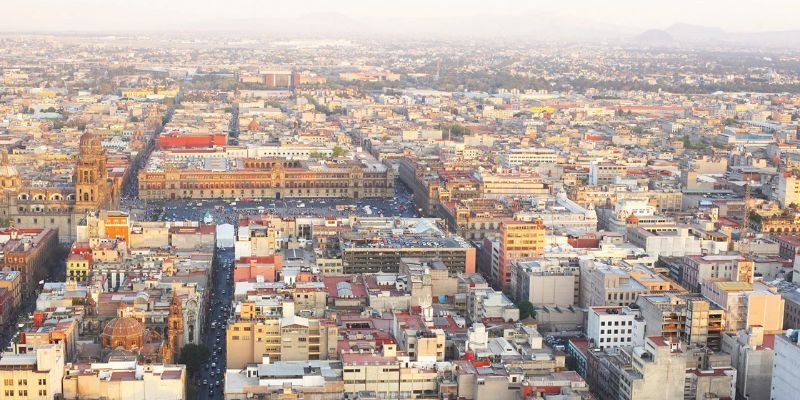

{"left": 587, "top": 306, "right": 645, "bottom": 350}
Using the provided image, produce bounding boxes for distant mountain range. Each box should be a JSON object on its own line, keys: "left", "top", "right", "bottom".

{"left": 6, "top": 11, "right": 800, "bottom": 49}
{"left": 203, "top": 14, "right": 800, "bottom": 48}
{"left": 185, "top": 11, "right": 637, "bottom": 42}
{"left": 635, "top": 23, "right": 800, "bottom": 48}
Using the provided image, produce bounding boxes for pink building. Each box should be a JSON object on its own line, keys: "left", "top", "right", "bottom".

{"left": 233, "top": 255, "right": 283, "bottom": 282}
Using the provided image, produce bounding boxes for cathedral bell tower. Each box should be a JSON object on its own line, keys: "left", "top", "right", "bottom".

{"left": 163, "top": 294, "right": 184, "bottom": 364}
{"left": 75, "top": 132, "right": 109, "bottom": 211}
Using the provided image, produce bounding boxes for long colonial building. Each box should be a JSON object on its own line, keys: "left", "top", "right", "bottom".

{"left": 138, "top": 156, "right": 394, "bottom": 200}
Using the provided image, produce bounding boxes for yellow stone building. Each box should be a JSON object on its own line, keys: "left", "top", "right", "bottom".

{"left": 66, "top": 254, "right": 91, "bottom": 283}
{"left": 139, "top": 159, "right": 394, "bottom": 200}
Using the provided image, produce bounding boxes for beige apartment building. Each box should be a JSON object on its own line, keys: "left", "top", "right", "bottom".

{"left": 0, "top": 344, "right": 64, "bottom": 400}
{"left": 62, "top": 361, "right": 186, "bottom": 400}
{"left": 510, "top": 259, "right": 579, "bottom": 306}
{"left": 578, "top": 259, "right": 648, "bottom": 308}
{"left": 681, "top": 255, "right": 754, "bottom": 293}
{"left": 340, "top": 351, "right": 440, "bottom": 396}
{"left": 702, "top": 280, "right": 784, "bottom": 333}
{"left": 636, "top": 293, "right": 725, "bottom": 350}
{"left": 226, "top": 303, "right": 338, "bottom": 369}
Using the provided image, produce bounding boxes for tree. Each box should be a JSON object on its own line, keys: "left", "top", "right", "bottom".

{"left": 332, "top": 146, "right": 345, "bottom": 158}
{"left": 179, "top": 344, "right": 210, "bottom": 377}
{"left": 441, "top": 124, "right": 470, "bottom": 139}
{"left": 515, "top": 300, "right": 536, "bottom": 320}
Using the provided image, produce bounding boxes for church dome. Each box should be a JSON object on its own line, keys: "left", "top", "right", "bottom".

{"left": 101, "top": 316, "right": 145, "bottom": 350}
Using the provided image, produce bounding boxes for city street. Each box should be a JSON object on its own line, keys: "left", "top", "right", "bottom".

{"left": 198, "top": 247, "right": 234, "bottom": 400}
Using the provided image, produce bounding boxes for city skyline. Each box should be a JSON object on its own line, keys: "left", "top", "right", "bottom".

{"left": 0, "top": 2, "right": 798, "bottom": 399}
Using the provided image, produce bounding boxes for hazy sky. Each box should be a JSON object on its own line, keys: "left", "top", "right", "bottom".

{"left": 3, "top": 0, "right": 799, "bottom": 33}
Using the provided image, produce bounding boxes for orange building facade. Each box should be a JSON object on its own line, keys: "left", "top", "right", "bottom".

{"left": 497, "top": 219, "right": 545, "bottom": 291}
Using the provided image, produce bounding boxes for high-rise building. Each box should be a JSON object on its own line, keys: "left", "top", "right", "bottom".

{"left": 721, "top": 326, "right": 775, "bottom": 400}
{"left": 496, "top": 219, "right": 544, "bottom": 291}
{"left": 701, "top": 281, "right": 784, "bottom": 333}
{"left": 587, "top": 306, "right": 644, "bottom": 350}
{"left": 510, "top": 259, "right": 579, "bottom": 306}
{"left": 636, "top": 293, "right": 725, "bottom": 350}
{"left": 777, "top": 170, "right": 800, "bottom": 207}
{"left": 586, "top": 336, "right": 686, "bottom": 400}
{"left": 578, "top": 259, "right": 649, "bottom": 308}
{"left": 771, "top": 331, "right": 800, "bottom": 400}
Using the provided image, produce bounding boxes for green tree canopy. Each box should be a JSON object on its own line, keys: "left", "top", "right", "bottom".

{"left": 515, "top": 300, "right": 536, "bottom": 320}
{"left": 179, "top": 344, "right": 210, "bottom": 377}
